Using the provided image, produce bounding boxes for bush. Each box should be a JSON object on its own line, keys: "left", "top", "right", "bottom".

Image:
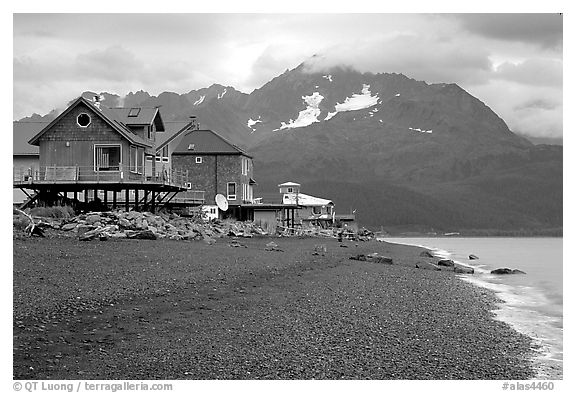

{"left": 29, "top": 205, "right": 75, "bottom": 219}
{"left": 13, "top": 215, "right": 29, "bottom": 231}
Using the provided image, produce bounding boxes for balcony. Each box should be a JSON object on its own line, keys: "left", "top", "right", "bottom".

{"left": 13, "top": 165, "right": 189, "bottom": 190}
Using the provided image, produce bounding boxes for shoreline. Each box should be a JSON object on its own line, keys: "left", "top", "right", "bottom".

{"left": 382, "top": 237, "right": 563, "bottom": 380}
{"left": 14, "top": 235, "right": 535, "bottom": 379}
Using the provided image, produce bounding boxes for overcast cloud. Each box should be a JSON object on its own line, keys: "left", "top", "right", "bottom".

{"left": 13, "top": 13, "right": 563, "bottom": 139}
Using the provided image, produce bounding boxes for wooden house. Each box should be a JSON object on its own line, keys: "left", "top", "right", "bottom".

{"left": 14, "top": 96, "right": 188, "bottom": 211}
{"left": 13, "top": 121, "right": 45, "bottom": 205}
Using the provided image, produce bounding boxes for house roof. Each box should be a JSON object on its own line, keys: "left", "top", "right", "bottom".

{"left": 172, "top": 129, "right": 251, "bottom": 157}
{"left": 107, "top": 107, "right": 165, "bottom": 131}
{"left": 13, "top": 121, "right": 48, "bottom": 155}
{"left": 278, "top": 181, "right": 301, "bottom": 187}
{"left": 156, "top": 121, "right": 196, "bottom": 151}
{"left": 28, "top": 97, "right": 153, "bottom": 148}
{"left": 283, "top": 192, "right": 333, "bottom": 207}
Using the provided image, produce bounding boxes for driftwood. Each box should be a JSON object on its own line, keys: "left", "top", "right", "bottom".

{"left": 15, "top": 209, "right": 45, "bottom": 237}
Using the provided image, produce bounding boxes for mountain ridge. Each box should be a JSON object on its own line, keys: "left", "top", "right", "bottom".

{"left": 14, "top": 63, "right": 562, "bottom": 231}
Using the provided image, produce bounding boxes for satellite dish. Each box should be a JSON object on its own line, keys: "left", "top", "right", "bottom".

{"left": 215, "top": 194, "right": 229, "bottom": 211}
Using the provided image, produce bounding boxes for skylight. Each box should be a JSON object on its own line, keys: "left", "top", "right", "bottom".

{"left": 128, "top": 108, "right": 141, "bottom": 117}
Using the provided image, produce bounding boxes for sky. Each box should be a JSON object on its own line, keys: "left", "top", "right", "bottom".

{"left": 12, "top": 10, "right": 563, "bottom": 139}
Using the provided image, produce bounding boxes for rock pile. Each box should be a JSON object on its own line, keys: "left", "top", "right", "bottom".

{"left": 18, "top": 210, "right": 269, "bottom": 242}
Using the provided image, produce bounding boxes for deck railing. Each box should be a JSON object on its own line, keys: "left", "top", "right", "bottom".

{"left": 172, "top": 190, "right": 206, "bottom": 204}
{"left": 13, "top": 165, "right": 189, "bottom": 189}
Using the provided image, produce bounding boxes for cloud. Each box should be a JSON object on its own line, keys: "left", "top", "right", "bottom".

{"left": 76, "top": 46, "right": 143, "bottom": 81}
{"left": 494, "top": 58, "right": 562, "bottom": 87}
{"left": 454, "top": 14, "right": 563, "bottom": 50}
{"left": 469, "top": 81, "right": 562, "bottom": 138}
{"left": 303, "top": 34, "right": 493, "bottom": 85}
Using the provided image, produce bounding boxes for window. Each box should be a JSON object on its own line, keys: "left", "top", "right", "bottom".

{"left": 77, "top": 113, "right": 91, "bottom": 127}
{"left": 128, "top": 108, "right": 141, "bottom": 117}
{"left": 129, "top": 146, "right": 142, "bottom": 174}
{"left": 188, "top": 144, "right": 195, "bottom": 150}
{"left": 156, "top": 145, "right": 169, "bottom": 163}
{"left": 184, "top": 182, "right": 192, "bottom": 190}
{"left": 227, "top": 182, "right": 236, "bottom": 200}
{"left": 313, "top": 206, "right": 322, "bottom": 214}
{"left": 94, "top": 145, "right": 120, "bottom": 171}
{"left": 196, "top": 157, "right": 203, "bottom": 164}
{"left": 241, "top": 157, "right": 250, "bottom": 175}
{"left": 287, "top": 187, "right": 294, "bottom": 193}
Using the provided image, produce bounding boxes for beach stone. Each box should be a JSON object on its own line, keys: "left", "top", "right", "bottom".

{"left": 373, "top": 256, "right": 393, "bottom": 264}
{"left": 85, "top": 215, "right": 101, "bottom": 225}
{"left": 419, "top": 250, "right": 434, "bottom": 258}
{"left": 76, "top": 225, "right": 95, "bottom": 238}
{"left": 469, "top": 254, "right": 479, "bottom": 260}
{"left": 438, "top": 259, "right": 455, "bottom": 267}
{"left": 125, "top": 230, "right": 157, "bottom": 240}
{"left": 61, "top": 223, "right": 77, "bottom": 231}
{"left": 118, "top": 218, "right": 132, "bottom": 229}
{"left": 415, "top": 262, "right": 441, "bottom": 271}
{"left": 491, "top": 268, "right": 526, "bottom": 275}
{"left": 454, "top": 265, "right": 474, "bottom": 274}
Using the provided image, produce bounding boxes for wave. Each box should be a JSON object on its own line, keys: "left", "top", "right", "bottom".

{"left": 381, "top": 237, "right": 563, "bottom": 379}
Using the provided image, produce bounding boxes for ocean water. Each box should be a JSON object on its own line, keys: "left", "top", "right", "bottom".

{"left": 380, "top": 237, "right": 563, "bottom": 379}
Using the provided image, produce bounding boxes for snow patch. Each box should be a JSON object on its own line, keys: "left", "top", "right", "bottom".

{"left": 324, "top": 111, "right": 337, "bottom": 121}
{"left": 247, "top": 116, "right": 262, "bottom": 133}
{"left": 409, "top": 127, "right": 433, "bottom": 134}
{"left": 395, "top": 93, "right": 401, "bottom": 97}
{"left": 276, "top": 92, "right": 324, "bottom": 131}
{"left": 322, "top": 75, "right": 333, "bottom": 82}
{"left": 335, "top": 84, "right": 379, "bottom": 112}
{"left": 217, "top": 89, "right": 227, "bottom": 99}
{"left": 193, "top": 95, "right": 205, "bottom": 105}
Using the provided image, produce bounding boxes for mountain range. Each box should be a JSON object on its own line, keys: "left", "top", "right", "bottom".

{"left": 16, "top": 62, "right": 562, "bottom": 233}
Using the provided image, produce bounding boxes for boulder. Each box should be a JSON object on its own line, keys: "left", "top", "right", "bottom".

{"left": 373, "top": 256, "right": 393, "bottom": 264}
{"left": 85, "top": 214, "right": 101, "bottom": 225}
{"left": 61, "top": 223, "right": 78, "bottom": 231}
{"left": 118, "top": 218, "right": 132, "bottom": 229}
{"left": 491, "top": 268, "right": 526, "bottom": 275}
{"left": 125, "top": 230, "right": 157, "bottom": 240}
{"left": 415, "top": 262, "right": 441, "bottom": 271}
{"left": 437, "top": 259, "right": 455, "bottom": 267}
{"left": 349, "top": 254, "right": 367, "bottom": 261}
{"left": 469, "top": 254, "right": 479, "bottom": 260}
{"left": 419, "top": 250, "right": 435, "bottom": 258}
{"left": 454, "top": 265, "right": 474, "bottom": 274}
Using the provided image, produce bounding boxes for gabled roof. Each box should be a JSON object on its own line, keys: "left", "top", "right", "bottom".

{"left": 107, "top": 107, "right": 165, "bottom": 131}
{"left": 28, "top": 97, "right": 153, "bottom": 148}
{"left": 283, "top": 192, "right": 333, "bottom": 207}
{"left": 156, "top": 121, "right": 196, "bottom": 151}
{"left": 13, "top": 121, "right": 48, "bottom": 155}
{"left": 172, "top": 129, "right": 251, "bottom": 157}
{"left": 278, "top": 181, "right": 301, "bottom": 187}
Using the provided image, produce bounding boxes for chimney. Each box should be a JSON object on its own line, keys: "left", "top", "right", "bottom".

{"left": 93, "top": 95, "right": 102, "bottom": 110}
{"left": 190, "top": 116, "right": 199, "bottom": 130}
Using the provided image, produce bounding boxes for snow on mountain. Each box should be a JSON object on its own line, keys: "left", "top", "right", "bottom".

{"left": 217, "top": 89, "right": 227, "bottom": 99}
{"left": 274, "top": 92, "right": 324, "bottom": 131}
{"left": 324, "top": 84, "right": 379, "bottom": 122}
{"left": 193, "top": 95, "right": 205, "bottom": 105}
{"left": 408, "top": 127, "right": 433, "bottom": 134}
{"left": 247, "top": 116, "right": 262, "bottom": 133}
{"left": 323, "top": 75, "right": 333, "bottom": 82}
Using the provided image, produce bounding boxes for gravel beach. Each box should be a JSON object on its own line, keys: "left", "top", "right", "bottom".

{"left": 13, "top": 236, "right": 536, "bottom": 379}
